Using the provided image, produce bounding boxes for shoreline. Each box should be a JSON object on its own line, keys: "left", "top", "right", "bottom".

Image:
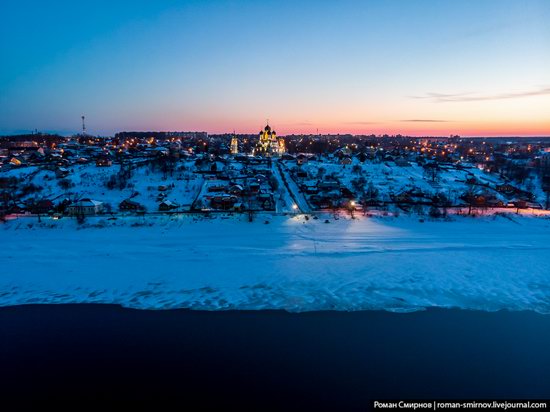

{"left": 0, "top": 302, "right": 550, "bottom": 319}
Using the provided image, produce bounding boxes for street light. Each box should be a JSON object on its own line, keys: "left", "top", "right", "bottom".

{"left": 292, "top": 204, "right": 298, "bottom": 211}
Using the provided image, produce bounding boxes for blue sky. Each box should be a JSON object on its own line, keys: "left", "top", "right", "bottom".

{"left": 1, "top": 0, "right": 549, "bottom": 136}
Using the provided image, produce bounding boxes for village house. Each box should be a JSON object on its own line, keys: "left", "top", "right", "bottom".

{"left": 394, "top": 157, "right": 410, "bottom": 167}
{"left": 232, "top": 202, "right": 245, "bottom": 212}
{"left": 300, "top": 180, "right": 319, "bottom": 194}
{"left": 317, "top": 178, "right": 340, "bottom": 192}
{"left": 210, "top": 194, "right": 238, "bottom": 210}
{"left": 227, "top": 184, "right": 244, "bottom": 195}
{"left": 207, "top": 183, "right": 227, "bottom": 193}
{"left": 29, "top": 199, "right": 55, "bottom": 214}
{"left": 9, "top": 157, "right": 23, "bottom": 167}
{"left": 340, "top": 155, "right": 352, "bottom": 165}
{"left": 257, "top": 193, "right": 274, "bottom": 210}
{"left": 96, "top": 156, "right": 113, "bottom": 167}
{"left": 119, "top": 199, "right": 145, "bottom": 212}
{"left": 296, "top": 154, "right": 308, "bottom": 165}
{"left": 158, "top": 200, "right": 179, "bottom": 211}
{"left": 55, "top": 167, "right": 70, "bottom": 178}
{"left": 67, "top": 199, "right": 104, "bottom": 216}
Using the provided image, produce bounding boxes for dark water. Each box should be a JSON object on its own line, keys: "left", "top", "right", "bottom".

{"left": 1, "top": 305, "right": 550, "bottom": 411}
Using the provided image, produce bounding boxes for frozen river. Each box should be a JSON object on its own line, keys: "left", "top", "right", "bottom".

{"left": 2, "top": 213, "right": 550, "bottom": 313}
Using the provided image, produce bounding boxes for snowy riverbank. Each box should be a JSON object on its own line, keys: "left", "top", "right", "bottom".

{"left": 2, "top": 213, "right": 550, "bottom": 313}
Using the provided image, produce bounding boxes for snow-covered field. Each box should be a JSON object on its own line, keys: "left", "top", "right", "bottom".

{"left": 3, "top": 161, "right": 203, "bottom": 211}
{"left": 2, "top": 214, "right": 550, "bottom": 313}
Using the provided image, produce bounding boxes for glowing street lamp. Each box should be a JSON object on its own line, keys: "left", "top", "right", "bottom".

{"left": 292, "top": 204, "right": 298, "bottom": 211}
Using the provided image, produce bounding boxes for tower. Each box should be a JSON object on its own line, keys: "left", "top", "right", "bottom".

{"left": 230, "top": 133, "right": 239, "bottom": 155}
{"left": 81, "top": 115, "right": 86, "bottom": 135}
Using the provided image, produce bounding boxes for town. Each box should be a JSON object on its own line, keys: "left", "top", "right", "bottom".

{"left": 3, "top": 0, "right": 550, "bottom": 407}
{"left": 2, "top": 122, "right": 550, "bottom": 222}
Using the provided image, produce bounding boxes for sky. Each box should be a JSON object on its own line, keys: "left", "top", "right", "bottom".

{"left": 1, "top": 0, "right": 549, "bottom": 137}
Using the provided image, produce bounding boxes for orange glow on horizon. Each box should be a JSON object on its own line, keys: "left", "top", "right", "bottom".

{"left": 142, "top": 119, "right": 550, "bottom": 137}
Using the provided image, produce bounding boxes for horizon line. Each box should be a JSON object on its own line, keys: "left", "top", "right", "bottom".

{"left": 2, "top": 131, "right": 550, "bottom": 139}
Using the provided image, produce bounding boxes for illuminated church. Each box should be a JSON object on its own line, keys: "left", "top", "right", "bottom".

{"left": 253, "top": 122, "right": 285, "bottom": 157}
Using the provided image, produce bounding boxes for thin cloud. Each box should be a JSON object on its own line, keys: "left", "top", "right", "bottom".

{"left": 400, "top": 119, "right": 451, "bottom": 123}
{"left": 343, "top": 121, "right": 381, "bottom": 125}
{"left": 412, "top": 86, "right": 550, "bottom": 102}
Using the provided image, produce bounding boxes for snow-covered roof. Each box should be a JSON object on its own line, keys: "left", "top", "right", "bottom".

{"left": 160, "top": 200, "right": 179, "bottom": 207}
{"left": 74, "top": 199, "right": 103, "bottom": 207}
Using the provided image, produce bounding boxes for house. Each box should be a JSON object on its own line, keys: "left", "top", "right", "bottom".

{"left": 227, "top": 184, "right": 244, "bottom": 195}
{"left": 153, "top": 147, "right": 169, "bottom": 157}
{"left": 67, "top": 199, "right": 104, "bottom": 216}
{"left": 207, "top": 184, "right": 227, "bottom": 193}
{"left": 9, "top": 157, "right": 23, "bottom": 167}
{"left": 258, "top": 193, "right": 274, "bottom": 210}
{"left": 119, "top": 199, "right": 145, "bottom": 212}
{"left": 210, "top": 194, "right": 238, "bottom": 210}
{"left": 511, "top": 199, "right": 528, "bottom": 209}
{"left": 496, "top": 184, "right": 519, "bottom": 196}
{"left": 295, "top": 169, "right": 308, "bottom": 178}
{"left": 356, "top": 152, "right": 368, "bottom": 162}
{"left": 394, "top": 157, "right": 410, "bottom": 167}
{"left": 55, "top": 167, "right": 70, "bottom": 178}
{"left": 96, "top": 156, "right": 112, "bottom": 167}
{"left": 296, "top": 154, "right": 308, "bottom": 165}
{"left": 232, "top": 202, "right": 245, "bottom": 212}
{"left": 310, "top": 195, "right": 335, "bottom": 209}
{"left": 392, "top": 192, "right": 412, "bottom": 204}
{"left": 28, "top": 151, "right": 45, "bottom": 164}
{"left": 334, "top": 147, "right": 352, "bottom": 158}
{"left": 235, "top": 154, "right": 249, "bottom": 162}
{"left": 318, "top": 179, "right": 340, "bottom": 191}
{"left": 30, "top": 199, "right": 54, "bottom": 214}
{"left": 248, "top": 182, "right": 260, "bottom": 193}
{"left": 340, "top": 187, "right": 355, "bottom": 199}
{"left": 340, "top": 156, "right": 352, "bottom": 165}
{"left": 7, "top": 203, "right": 27, "bottom": 214}
{"left": 158, "top": 200, "right": 179, "bottom": 211}
{"left": 301, "top": 180, "right": 319, "bottom": 194}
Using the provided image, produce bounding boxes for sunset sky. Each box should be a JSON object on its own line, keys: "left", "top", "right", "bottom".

{"left": 1, "top": 0, "right": 549, "bottom": 136}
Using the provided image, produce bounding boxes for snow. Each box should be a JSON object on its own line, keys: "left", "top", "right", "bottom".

{"left": 288, "top": 157, "right": 542, "bottom": 207}
{"left": 2, "top": 213, "right": 550, "bottom": 313}
{"left": 7, "top": 162, "right": 203, "bottom": 212}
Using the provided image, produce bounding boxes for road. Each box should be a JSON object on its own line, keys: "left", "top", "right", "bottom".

{"left": 272, "top": 161, "right": 311, "bottom": 213}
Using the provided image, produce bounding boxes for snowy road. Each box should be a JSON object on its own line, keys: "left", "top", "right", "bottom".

{"left": 2, "top": 214, "right": 550, "bottom": 313}
{"left": 271, "top": 162, "right": 297, "bottom": 213}
{"left": 275, "top": 162, "right": 311, "bottom": 213}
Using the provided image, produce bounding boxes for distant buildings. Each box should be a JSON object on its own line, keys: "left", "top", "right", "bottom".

{"left": 2, "top": 128, "right": 550, "bottom": 218}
